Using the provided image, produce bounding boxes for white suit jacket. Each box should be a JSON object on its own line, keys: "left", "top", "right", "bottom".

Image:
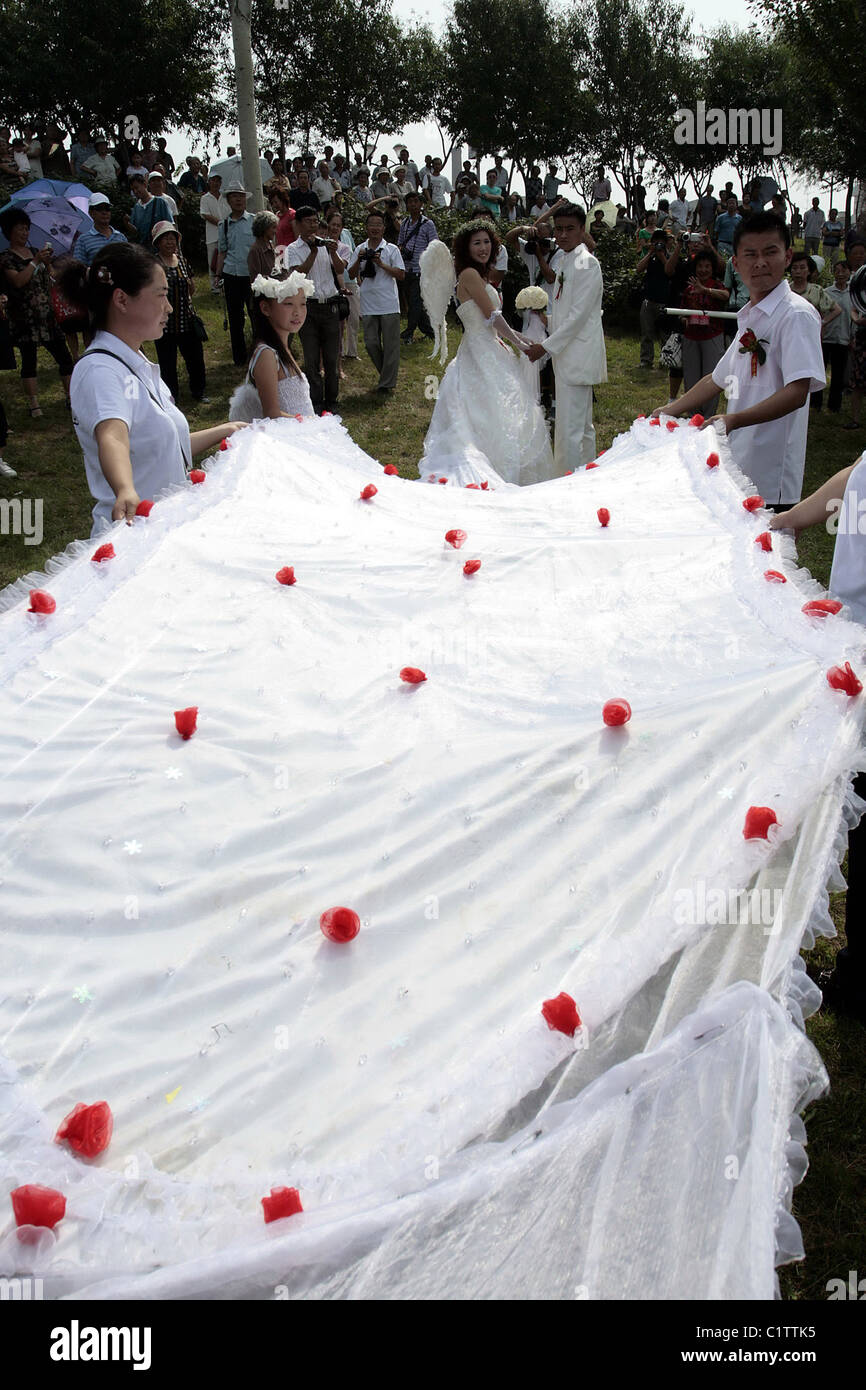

{"left": 542, "top": 244, "right": 607, "bottom": 386}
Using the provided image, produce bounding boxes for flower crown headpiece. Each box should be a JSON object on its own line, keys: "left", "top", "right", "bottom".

{"left": 91, "top": 263, "right": 114, "bottom": 286}
{"left": 251, "top": 271, "right": 315, "bottom": 301}
{"left": 459, "top": 216, "right": 499, "bottom": 237}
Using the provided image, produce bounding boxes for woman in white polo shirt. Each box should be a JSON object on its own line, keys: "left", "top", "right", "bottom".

{"left": 60, "top": 243, "right": 246, "bottom": 536}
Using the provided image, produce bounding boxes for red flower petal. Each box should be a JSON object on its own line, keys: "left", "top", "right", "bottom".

{"left": 319, "top": 906, "right": 361, "bottom": 943}
{"left": 463, "top": 559, "right": 482, "bottom": 575}
{"left": 174, "top": 706, "right": 198, "bottom": 740}
{"left": 360, "top": 484, "right": 378, "bottom": 500}
{"left": 400, "top": 666, "right": 427, "bottom": 684}
{"left": 689, "top": 413, "right": 705, "bottom": 427}
{"left": 665, "top": 419, "right": 678, "bottom": 431}
{"left": 91, "top": 543, "right": 115, "bottom": 563}
{"left": 827, "top": 662, "right": 863, "bottom": 696}
{"left": 218, "top": 439, "right": 229, "bottom": 451}
{"left": 755, "top": 531, "right": 772, "bottom": 552}
{"left": 262, "top": 1186, "right": 303, "bottom": 1223}
{"left": 11, "top": 1184, "right": 66, "bottom": 1230}
{"left": 706, "top": 452, "right": 719, "bottom": 468}
{"left": 585, "top": 462, "right": 598, "bottom": 470}
{"left": 597, "top": 507, "right": 610, "bottom": 527}
{"left": 55, "top": 1101, "right": 113, "bottom": 1158}
{"left": 803, "top": 599, "right": 842, "bottom": 618}
{"left": 541, "top": 992, "right": 581, "bottom": 1037}
{"left": 743, "top": 495, "right": 764, "bottom": 512}
{"left": 28, "top": 589, "right": 56, "bottom": 614}
{"left": 189, "top": 469, "right": 206, "bottom": 484}
{"left": 764, "top": 570, "right": 787, "bottom": 583}
{"left": 383, "top": 464, "right": 398, "bottom": 475}
{"left": 743, "top": 806, "right": 778, "bottom": 840}
{"left": 276, "top": 567, "right": 296, "bottom": 586}
{"left": 135, "top": 499, "right": 154, "bottom": 515}
{"left": 602, "top": 698, "right": 631, "bottom": 727}
{"left": 445, "top": 528, "right": 467, "bottom": 549}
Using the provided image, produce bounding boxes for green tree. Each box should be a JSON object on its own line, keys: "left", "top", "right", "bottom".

{"left": 0, "top": 0, "right": 227, "bottom": 141}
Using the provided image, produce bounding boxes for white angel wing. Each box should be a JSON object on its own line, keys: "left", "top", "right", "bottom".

{"left": 420, "top": 238, "right": 456, "bottom": 366}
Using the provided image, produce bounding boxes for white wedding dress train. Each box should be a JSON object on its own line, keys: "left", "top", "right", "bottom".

{"left": 419, "top": 284, "right": 555, "bottom": 487}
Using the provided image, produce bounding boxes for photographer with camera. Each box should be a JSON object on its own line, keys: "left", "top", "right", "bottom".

{"left": 282, "top": 205, "right": 349, "bottom": 413}
{"left": 503, "top": 222, "right": 560, "bottom": 288}
{"left": 349, "top": 210, "right": 406, "bottom": 395}
{"left": 635, "top": 229, "right": 679, "bottom": 368}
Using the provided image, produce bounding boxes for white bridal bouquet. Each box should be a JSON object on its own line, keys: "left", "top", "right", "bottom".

{"left": 515, "top": 285, "right": 549, "bottom": 311}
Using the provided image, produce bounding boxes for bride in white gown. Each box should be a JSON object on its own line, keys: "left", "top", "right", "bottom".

{"left": 419, "top": 220, "right": 555, "bottom": 486}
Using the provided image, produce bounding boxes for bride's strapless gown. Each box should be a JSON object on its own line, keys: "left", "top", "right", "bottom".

{"left": 420, "top": 284, "right": 556, "bottom": 487}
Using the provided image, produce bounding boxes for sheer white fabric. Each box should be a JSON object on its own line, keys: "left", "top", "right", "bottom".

{"left": 228, "top": 346, "right": 315, "bottom": 422}
{"left": 419, "top": 284, "right": 556, "bottom": 486}
{"left": 1, "top": 414, "right": 864, "bottom": 1299}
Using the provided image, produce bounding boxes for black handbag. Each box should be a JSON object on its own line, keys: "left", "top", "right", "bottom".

{"left": 331, "top": 263, "right": 351, "bottom": 320}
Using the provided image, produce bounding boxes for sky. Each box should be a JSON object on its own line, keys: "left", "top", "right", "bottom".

{"left": 187, "top": 0, "right": 830, "bottom": 214}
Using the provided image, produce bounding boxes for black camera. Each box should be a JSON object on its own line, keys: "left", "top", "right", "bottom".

{"left": 359, "top": 247, "right": 380, "bottom": 280}
{"left": 526, "top": 235, "right": 554, "bottom": 254}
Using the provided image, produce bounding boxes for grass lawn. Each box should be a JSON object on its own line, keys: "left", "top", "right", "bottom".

{"left": 1, "top": 292, "right": 863, "bottom": 1298}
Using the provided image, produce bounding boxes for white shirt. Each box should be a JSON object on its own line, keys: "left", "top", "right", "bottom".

{"left": 829, "top": 451, "right": 866, "bottom": 623}
{"left": 26, "top": 139, "right": 43, "bottom": 179}
{"left": 84, "top": 153, "right": 120, "bottom": 183}
{"left": 157, "top": 192, "right": 178, "bottom": 218}
{"left": 71, "top": 330, "right": 192, "bottom": 536}
{"left": 353, "top": 239, "right": 404, "bottom": 315}
{"left": 711, "top": 279, "right": 826, "bottom": 504}
{"left": 669, "top": 198, "right": 688, "bottom": 227}
{"left": 312, "top": 175, "right": 338, "bottom": 204}
{"left": 493, "top": 244, "right": 508, "bottom": 275}
{"left": 802, "top": 207, "right": 825, "bottom": 238}
{"left": 402, "top": 160, "right": 420, "bottom": 190}
{"left": 126, "top": 164, "right": 148, "bottom": 181}
{"left": 427, "top": 174, "right": 452, "bottom": 207}
{"left": 283, "top": 235, "right": 342, "bottom": 301}
{"left": 200, "top": 191, "right": 230, "bottom": 245}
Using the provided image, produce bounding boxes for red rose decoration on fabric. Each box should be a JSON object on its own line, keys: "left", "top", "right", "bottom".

{"left": 755, "top": 532, "right": 772, "bottom": 552}
{"left": 91, "top": 543, "right": 115, "bottom": 563}
{"left": 360, "top": 484, "right": 377, "bottom": 500}
{"left": 803, "top": 599, "right": 842, "bottom": 618}
{"left": 649, "top": 417, "right": 661, "bottom": 427}
{"left": 465, "top": 483, "right": 480, "bottom": 489}
{"left": 174, "top": 706, "right": 198, "bottom": 740}
{"left": 28, "top": 590, "right": 56, "bottom": 614}
{"left": 598, "top": 449, "right": 607, "bottom": 456}
{"left": 400, "top": 667, "right": 427, "bottom": 684}
{"left": 764, "top": 570, "right": 787, "bottom": 583}
{"left": 438, "top": 477, "right": 448, "bottom": 484}
{"left": 189, "top": 469, "right": 206, "bottom": 484}
{"left": 262, "top": 1186, "right": 303, "bottom": 1223}
{"left": 665, "top": 419, "right": 678, "bottom": 431}
{"left": 463, "top": 559, "right": 482, "bottom": 575}
{"left": 744, "top": 806, "right": 778, "bottom": 840}
{"left": 294, "top": 414, "right": 304, "bottom": 421}
{"left": 706, "top": 452, "right": 720, "bottom": 468}
{"left": 445, "top": 528, "right": 467, "bottom": 549}
{"left": 11, "top": 1184, "right": 66, "bottom": 1230}
{"left": 542, "top": 992, "right": 582, "bottom": 1037}
{"left": 689, "top": 414, "right": 705, "bottom": 427}
{"left": 602, "top": 698, "right": 631, "bottom": 727}
{"left": 743, "top": 495, "right": 764, "bottom": 512}
{"left": 585, "top": 462, "right": 598, "bottom": 470}
{"left": 636, "top": 413, "right": 646, "bottom": 419}
{"left": 218, "top": 438, "right": 229, "bottom": 451}
{"left": 135, "top": 499, "right": 154, "bottom": 515}
{"left": 319, "top": 907, "right": 360, "bottom": 943}
{"left": 597, "top": 508, "right": 610, "bottom": 527}
{"left": 827, "top": 662, "right": 863, "bottom": 696}
{"left": 383, "top": 465, "right": 398, "bottom": 475}
{"left": 321, "top": 411, "right": 332, "bottom": 417}
{"left": 55, "top": 1101, "right": 113, "bottom": 1158}
{"left": 480, "top": 481, "right": 489, "bottom": 490}
{"left": 276, "top": 567, "right": 296, "bottom": 586}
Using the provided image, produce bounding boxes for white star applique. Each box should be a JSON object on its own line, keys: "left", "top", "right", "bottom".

{"left": 164, "top": 767, "right": 182, "bottom": 781}
{"left": 718, "top": 787, "right": 735, "bottom": 800}
{"left": 123, "top": 839, "right": 143, "bottom": 855}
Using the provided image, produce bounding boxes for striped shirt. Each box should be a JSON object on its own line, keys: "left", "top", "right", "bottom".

{"left": 73, "top": 227, "right": 128, "bottom": 266}
{"left": 397, "top": 214, "right": 438, "bottom": 274}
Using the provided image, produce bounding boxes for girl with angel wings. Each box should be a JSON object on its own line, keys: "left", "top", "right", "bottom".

{"left": 419, "top": 219, "right": 555, "bottom": 486}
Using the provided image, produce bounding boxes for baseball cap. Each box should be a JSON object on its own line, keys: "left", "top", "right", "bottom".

{"left": 89, "top": 193, "right": 111, "bottom": 208}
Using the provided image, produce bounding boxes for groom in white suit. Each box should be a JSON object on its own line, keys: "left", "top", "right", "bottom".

{"left": 526, "top": 204, "right": 607, "bottom": 472}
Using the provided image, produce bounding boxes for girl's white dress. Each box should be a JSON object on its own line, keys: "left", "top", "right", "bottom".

{"left": 228, "top": 344, "right": 316, "bottom": 421}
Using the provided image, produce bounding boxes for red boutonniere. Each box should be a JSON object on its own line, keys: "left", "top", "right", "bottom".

{"left": 738, "top": 328, "right": 767, "bottom": 377}
{"left": 555, "top": 271, "right": 565, "bottom": 301}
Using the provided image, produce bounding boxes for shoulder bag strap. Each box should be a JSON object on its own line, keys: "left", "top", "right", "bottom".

{"left": 82, "top": 348, "right": 192, "bottom": 472}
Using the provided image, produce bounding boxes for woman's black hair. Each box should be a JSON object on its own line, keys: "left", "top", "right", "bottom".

{"left": 56, "top": 242, "right": 161, "bottom": 332}
{"left": 249, "top": 288, "right": 301, "bottom": 377}
{"left": 0, "top": 207, "right": 30, "bottom": 240}
{"left": 452, "top": 220, "right": 501, "bottom": 277}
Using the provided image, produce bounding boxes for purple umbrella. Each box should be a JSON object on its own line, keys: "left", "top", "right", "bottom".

{"left": 0, "top": 193, "right": 93, "bottom": 255}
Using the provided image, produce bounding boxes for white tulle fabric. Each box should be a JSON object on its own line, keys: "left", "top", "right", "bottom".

{"left": 1, "top": 413, "right": 864, "bottom": 1300}
{"left": 228, "top": 348, "right": 315, "bottom": 422}
{"left": 419, "top": 284, "right": 556, "bottom": 486}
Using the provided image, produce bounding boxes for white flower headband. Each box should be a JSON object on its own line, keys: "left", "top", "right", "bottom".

{"left": 251, "top": 271, "right": 315, "bottom": 301}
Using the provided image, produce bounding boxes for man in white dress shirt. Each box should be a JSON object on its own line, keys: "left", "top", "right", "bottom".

{"left": 200, "top": 173, "right": 230, "bottom": 290}
{"left": 349, "top": 210, "right": 406, "bottom": 393}
{"left": 525, "top": 204, "right": 607, "bottom": 471}
{"left": 650, "top": 212, "right": 825, "bottom": 508}
{"left": 283, "top": 205, "right": 348, "bottom": 412}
